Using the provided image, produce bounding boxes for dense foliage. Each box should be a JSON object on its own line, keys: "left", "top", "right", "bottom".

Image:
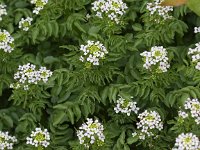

{"left": 1, "top": 0, "right": 200, "bottom": 149}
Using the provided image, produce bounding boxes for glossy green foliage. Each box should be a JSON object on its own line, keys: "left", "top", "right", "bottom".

{"left": 0, "top": 0, "right": 200, "bottom": 149}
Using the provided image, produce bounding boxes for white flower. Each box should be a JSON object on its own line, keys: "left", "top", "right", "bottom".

{"left": 140, "top": 46, "right": 170, "bottom": 73}
{"left": 30, "top": 0, "right": 48, "bottom": 14}
{"left": 19, "top": 17, "right": 33, "bottom": 31}
{"left": 0, "top": 4, "right": 7, "bottom": 21}
{"left": 86, "top": 14, "right": 91, "bottom": 20}
{"left": 184, "top": 98, "right": 200, "bottom": 124}
{"left": 10, "top": 63, "right": 53, "bottom": 90}
{"left": 77, "top": 118, "right": 105, "bottom": 148}
{"left": 114, "top": 95, "right": 139, "bottom": 116}
{"left": 38, "top": 66, "right": 53, "bottom": 83}
{"left": 0, "top": 29, "right": 14, "bottom": 53}
{"left": 195, "top": 62, "right": 200, "bottom": 70}
{"left": 178, "top": 110, "right": 188, "bottom": 119}
{"left": 188, "top": 43, "right": 200, "bottom": 70}
{"left": 91, "top": 0, "right": 128, "bottom": 24}
{"left": 173, "top": 133, "right": 200, "bottom": 150}
{"left": 146, "top": 0, "right": 173, "bottom": 21}
{"left": 26, "top": 128, "right": 50, "bottom": 148}
{"left": 79, "top": 40, "right": 108, "bottom": 67}
{"left": 132, "top": 132, "right": 137, "bottom": 137}
{"left": 136, "top": 110, "right": 163, "bottom": 140}
{"left": 0, "top": 131, "right": 17, "bottom": 150}
{"left": 194, "top": 27, "right": 200, "bottom": 33}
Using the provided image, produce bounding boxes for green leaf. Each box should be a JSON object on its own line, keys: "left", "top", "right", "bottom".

{"left": 2, "top": 115, "right": 13, "bottom": 128}
{"left": 119, "top": 131, "right": 126, "bottom": 145}
{"left": 15, "top": 121, "right": 28, "bottom": 133}
{"left": 15, "top": 1, "right": 29, "bottom": 8}
{"left": 127, "top": 136, "right": 139, "bottom": 144}
{"left": 44, "top": 56, "right": 60, "bottom": 64}
{"left": 31, "top": 28, "right": 39, "bottom": 43}
{"left": 132, "top": 23, "right": 142, "bottom": 31}
{"left": 14, "top": 13, "right": 23, "bottom": 25}
{"left": 67, "top": 108, "right": 74, "bottom": 124}
{"left": 73, "top": 105, "right": 81, "bottom": 121}
{"left": 124, "top": 145, "right": 130, "bottom": 150}
{"left": 7, "top": 23, "right": 14, "bottom": 34}
{"left": 53, "top": 111, "right": 66, "bottom": 126}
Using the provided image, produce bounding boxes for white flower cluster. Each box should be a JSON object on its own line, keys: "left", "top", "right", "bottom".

{"left": 140, "top": 46, "right": 170, "bottom": 73}
{"left": 26, "top": 128, "right": 50, "bottom": 148}
{"left": 194, "top": 27, "right": 200, "bottom": 33}
{"left": 30, "top": 0, "right": 48, "bottom": 14}
{"left": 183, "top": 98, "right": 200, "bottom": 124}
{"left": 0, "top": 131, "right": 17, "bottom": 150}
{"left": 114, "top": 95, "right": 139, "bottom": 116}
{"left": 178, "top": 110, "right": 188, "bottom": 119}
{"left": 136, "top": 110, "right": 163, "bottom": 140}
{"left": 146, "top": 0, "right": 173, "bottom": 21}
{"left": 172, "top": 133, "right": 200, "bottom": 150}
{"left": 0, "top": 29, "right": 14, "bottom": 53}
{"left": 19, "top": 17, "right": 33, "bottom": 31}
{"left": 10, "top": 63, "right": 53, "bottom": 90}
{"left": 77, "top": 118, "right": 105, "bottom": 148}
{"left": 79, "top": 40, "right": 108, "bottom": 67}
{"left": 91, "top": 0, "right": 128, "bottom": 24}
{"left": 188, "top": 42, "right": 200, "bottom": 70}
{"left": 0, "top": 4, "right": 7, "bottom": 21}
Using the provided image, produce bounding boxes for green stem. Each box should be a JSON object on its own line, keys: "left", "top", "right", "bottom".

{"left": 37, "top": 145, "right": 44, "bottom": 150}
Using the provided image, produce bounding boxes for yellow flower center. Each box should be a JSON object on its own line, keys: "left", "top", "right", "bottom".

{"left": 184, "top": 137, "right": 191, "bottom": 144}
{"left": 122, "top": 100, "right": 129, "bottom": 108}
{"left": 34, "top": 133, "right": 45, "bottom": 142}
{"left": 193, "top": 103, "right": 200, "bottom": 110}
{"left": 41, "top": 71, "right": 47, "bottom": 77}
{"left": 23, "top": 21, "right": 30, "bottom": 27}
{"left": 26, "top": 69, "right": 34, "bottom": 73}
{"left": 145, "top": 114, "right": 155, "bottom": 121}
{"left": 0, "top": 137, "right": 5, "bottom": 143}
{"left": 0, "top": 33, "right": 7, "bottom": 42}
{"left": 154, "top": 50, "right": 161, "bottom": 57}
{"left": 88, "top": 45, "right": 100, "bottom": 53}
{"left": 36, "top": 0, "right": 45, "bottom": 7}
{"left": 89, "top": 123, "right": 98, "bottom": 129}
{"left": 112, "top": 2, "right": 120, "bottom": 8}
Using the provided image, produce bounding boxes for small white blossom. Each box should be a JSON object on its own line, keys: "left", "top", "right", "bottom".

{"left": 194, "top": 27, "right": 200, "bottom": 33}
{"left": 184, "top": 98, "right": 200, "bottom": 124}
{"left": 79, "top": 40, "right": 108, "bottom": 67}
{"left": 0, "top": 29, "right": 14, "bottom": 53}
{"left": 140, "top": 46, "right": 170, "bottom": 73}
{"left": 0, "top": 131, "right": 17, "bottom": 150}
{"left": 91, "top": 0, "right": 128, "bottom": 24}
{"left": 178, "top": 110, "right": 188, "bottom": 119}
{"left": 0, "top": 4, "right": 7, "bottom": 21}
{"left": 26, "top": 128, "right": 50, "bottom": 148}
{"left": 173, "top": 133, "right": 200, "bottom": 150}
{"left": 10, "top": 63, "right": 53, "bottom": 90}
{"left": 146, "top": 0, "right": 173, "bottom": 22}
{"left": 77, "top": 118, "right": 105, "bottom": 148}
{"left": 30, "top": 0, "right": 48, "bottom": 14}
{"left": 114, "top": 95, "right": 139, "bottom": 116}
{"left": 19, "top": 17, "right": 33, "bottom": 31}
{"left": 86, "top": 14, "right": 91, "bottom": 20}
{"left": 132, "top": 132, "right": 137, "bottom": 137}
{"left": 136, "top": 110, "right": 163, "bottom": 140}
{"left": 188, "top": 43, "right": 200, "bottom": 70}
